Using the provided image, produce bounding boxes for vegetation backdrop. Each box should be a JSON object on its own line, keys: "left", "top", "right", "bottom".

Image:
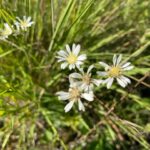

{"left": 0, "top": 0, "right": 150, "bottom": 149}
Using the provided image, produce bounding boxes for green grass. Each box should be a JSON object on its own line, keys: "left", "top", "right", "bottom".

{"left": 0, "top": 0, "right": 150, "bottom": 149}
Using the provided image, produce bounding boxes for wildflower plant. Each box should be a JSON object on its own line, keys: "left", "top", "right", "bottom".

{"left": 56, "top": 46, "right": 134, "bottom": 113}
{"left": 56, "top": 44, "right": 87, "bottom": 70}
{"left": 0, "top": 23, "right": 12, "bottom": 39}
{"left": 56, "top": 82, "right": 94, "bottom": 112}
{"left": 14, "top": 16, "right": 34, "bottom": 31}
{"left": 0, "top": 16, "right": 34, "bottom": 40}
{"left": 97, "top": 54, "right": 134, "bottom": 88}
{"left": 69, "top": 65, "right": 102, "bottom": 92}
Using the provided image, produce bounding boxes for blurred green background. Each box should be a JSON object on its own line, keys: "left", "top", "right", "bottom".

{"left": 0, "top": 0, "right": 150, "bottom": 149}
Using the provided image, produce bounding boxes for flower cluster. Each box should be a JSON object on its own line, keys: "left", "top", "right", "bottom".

{"left": 56, "top": 44, "right": 134, "bottom": 113}
{"left": 0, "top": 16, "right": 34, "bottom": 40}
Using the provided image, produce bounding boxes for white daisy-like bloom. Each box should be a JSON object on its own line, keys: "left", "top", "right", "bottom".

{"left": 15, "top": 16, "right": 34, "bottom": 31}
{"left": 69, "top": 65, "right": 102, "bottom": 92}
{"left": 56, "top": 83, "right": 94, "bottom": 112}
{"left": 56, "top": 44, "right": 87, "bottom": 70}
{"left": 97, "top": 54, "right": 134, "bottom": 89}
{"left": 0, "top": 23, "right": 13, "bottom": 40}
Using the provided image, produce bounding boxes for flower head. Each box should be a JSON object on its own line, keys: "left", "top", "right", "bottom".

{"left": 56, "top": 83, "right": 94, "bottom": 112}
{"left": 69, "top": 65, "right": 102, "bottom": 92}
{"left": 0, "top": 23, "right": 13, "bottom": 40}
{"left": 56, "top": 44, "right": 87, "bottom": 70}
{"left": 15, "top": 16, "right": 34, "bottom": 31}
{"left": 97, "top": 54, "right": 134, "bottom": 88}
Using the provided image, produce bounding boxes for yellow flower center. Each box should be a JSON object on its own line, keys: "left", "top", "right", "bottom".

{"left": 69, "top": 88, "right": 80, "bottom": 100}
{"left": 21, "top": 21, "right": 28, "bottom": 27}
{"left": 82, "top": 74, "right": 91, "bottom": 85}
{"left": 66, "top": 53, "right": 77, "bottom": 64}
{"left": 108, "top": 66, "right": 121, "bottom": 77}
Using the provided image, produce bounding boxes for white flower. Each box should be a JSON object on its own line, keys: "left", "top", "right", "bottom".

{"left": 56, "top": 83, "right": 94, "bottom": 112}
{"left": 56, "top": 44, "right": 87, "bottom": 70}
{"left": 97, "top": 54, "right": 134, "bottom": 88}
{"left": 0, "top": 23, "right": 13, "bottom": 40}
{"left": 69, "top": 65, "right": 102, "bottom": 92}
{"left": 15, "top": 16, "right": 34, "bottom": 31}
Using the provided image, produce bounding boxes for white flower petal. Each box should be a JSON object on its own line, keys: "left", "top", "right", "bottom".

{"left": 116, "top": 54, "right": 122, "bottom": 65}
{"left": 27, "top": 22, "right": 34, "bottom": 26}
{"left": 77, "top": 54, "right": 87, "bottom": 61}
{"left": 27, "top": 16, "right": 31, "bottom": 22}
{"left": 117, "top": 78, "right": 126, "bottom": 87}
{"left": 89, "top": 84, "right": 94, "bottom": 91}
{"left": 71, "top": 81, "right": 82, "bottom": 87}
{"left": 69, "top": 64, "right": 72, "bottom": 70}
{"left": 56, "top": 91, "right": 70, "bottom": 100}
{"left": 106, "top": 77, "right": 114, "bottom": 89}
{"left": 84, "top": 86, "right": 92, "bottom": 92}
{"left": 69, "top": 82, "right": 79, "bottom": 88}
{"left": 78, "top": 99, "right": 85, "bottom": 111}
{"left": 23, "top": 16, "right": 26, "bottom": 20}
{"left": 57, "top": 50, "right": 67, "bottom": 57}
{"left": 113, "top": 54, "right": 117, "bottom": 66}
{"left": 57, "top": 58, "right": 66, "bottom": 62}
{"left": 81, "top": 92, "right": 94, "bottom": 101}
{"left": 87, "top": 65, "right": 94, "bottom": 74}
{"left": 77, "top": 66, "right": 84, "bottom": 74}
{"left": 81, "top": 83, "right": 90, "bottom": 91}
{"left": 92, "top": 79, "right": 103, "bottom": 86}
{"left": 14, "top": 22, "right": 20, "bottom": 31}
{"left": 69, "top": 73, "right": 82, "bottom": 79}
{"left": 76, "top": 61, "right": 83, "bottom": 66}
{"left": 121, "top": 62, "right": 131, "bottom": 68}
{"left": 120, "top": 76, "right": 131, "bottom": 84}
{"left": 122, "top": 65, "right": 134, "bottom": 71}
{"left": 72, "top": 43, "right": 76, "bottom": 51}
{"left": 61, "top": 62, "right": 68, "bottom": 69}
{"left": 69, "top": 73, "right": 82, "bottom": 85}
{"left": 64, "top": 101, "right": 75, "bottom": 112}
{"left": 69, "top": 64, "right": 75, "bottom": 70}
{"left": 72, "top": 64, "right": 76, "bottom": 69}
{"left": 4, "top": 23, "right": 9, "bottom": 29}
{"left": 66, "top": 44, "right": 71, "bottom": 54}
{"left": 99, "top": 62, "right": 110, "bottom": 70}
{"left": 76, "top": 81, "right": 83, "bottom": 86}
{"left": 73, "top": 44, "right": 80, "bottom": 56}
{"left": 97, "top": 71, "right": 108, "bottom": 76}
{"left": 4, "top": 23, "right": 12, "bottom": 33}
{"left": 31, "top": 21, "right": 34, "bottom": 25}
{"left": 103, "top": 78, "right": 110, "bottom": 84}
{"left": 69, "top": 77, "right": 74, "bottom": 85}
